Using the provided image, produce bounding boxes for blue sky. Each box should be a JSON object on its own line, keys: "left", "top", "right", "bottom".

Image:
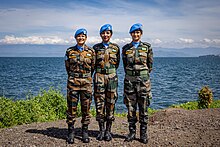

{"left": 0, "top": 0, "right": 220, "bottom": 48}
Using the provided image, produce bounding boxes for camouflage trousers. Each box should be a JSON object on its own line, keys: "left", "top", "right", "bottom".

{"left": 94, "top": 72, "right": 118, "bottom": 122}
{"left": 123, "top": 74, "right": 151, "bottom": 125}
{"left": 66, "top": 80, "right": 92, "bottom": 125}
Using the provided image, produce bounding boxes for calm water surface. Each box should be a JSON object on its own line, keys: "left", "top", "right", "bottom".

{"left": 0, "top": 57, "right": 219, "bottom": 111}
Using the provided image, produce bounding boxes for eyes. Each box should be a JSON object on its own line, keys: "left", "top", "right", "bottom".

{"left": 131, "top": 30, "right": 142, "bottom": 36}
{"left": 76, "top": 34, "right": 86, "bottom": 39}
{"left": 101, "top": 31, "right": 112, "bottom": 36}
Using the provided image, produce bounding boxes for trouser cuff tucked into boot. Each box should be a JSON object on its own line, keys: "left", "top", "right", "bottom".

{"left": 96, "top": 121, "right": 105, "bottom": 141}
{"left": 124, "top": 124, "right": 136, "bottom": 142}
{"left": 140, "top": 124, "right": 148, "bottom": 144}
{"left": 105, "top": 121, "right": 112, "bottom": 141}
{"left": 66, "top": 123, "right": 74, "bottom": 144}
{"left": 82, "top": 124, "right": 90, "bottom": 143}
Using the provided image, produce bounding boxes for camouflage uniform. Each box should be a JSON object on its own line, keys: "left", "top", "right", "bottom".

{"left": 122, "top": 41, "right": 153, "bottom": 143}
{"left": 65, "top": 45, "right": 95, "bottom": 125}
{"left": 93, "top": 43, "right": 120, "bottom": 122}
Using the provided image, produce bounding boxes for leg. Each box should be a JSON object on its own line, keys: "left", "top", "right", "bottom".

{"left": 105, "top": 74, "right": 118, "bottom": 141}
{"left": 137, "top": 77, "right": 151, "bottom": 144}
{"left": 123, "top": 76, "right": 137, "bottom": 142}
{"left": 66, "top": 89, "right": 79, "bottom": 144}
{"left": 94, "top": 73, "right": 106, "bottom": 140}
{"left": 80, "top": 89, "right": 92, "bottom": 143}
{"left": 138, "top": 97, "right": 149, "bottom": 144}
{"left": 124, "top": 93, "right": 137, "bottom": 142}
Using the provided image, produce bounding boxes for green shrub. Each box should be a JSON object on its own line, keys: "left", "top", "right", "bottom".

{"left": 198, "top": 86, "right": 213, "bottom": 109}
{"left": 0, "top": 87, "right": 67, "bottom": 128}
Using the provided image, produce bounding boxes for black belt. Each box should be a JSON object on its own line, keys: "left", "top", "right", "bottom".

{"left": 96, "top": 68, "right": 116, "bottom": 74}
{"left": 126, "top": 70, "right": 148, "bottom": 76}
{"left": 69, "top": 72, "right": 91, "bottom": 78}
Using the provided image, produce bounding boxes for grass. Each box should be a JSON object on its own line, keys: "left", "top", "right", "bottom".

{"left": 170, "top": 99, "right": 220, "bottom": 110}
{"left": 1, "top": 87, "right": 219, "bottom": 128}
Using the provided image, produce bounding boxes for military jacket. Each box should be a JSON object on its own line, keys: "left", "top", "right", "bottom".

{"left": 65, "top": 45, "right": 95, "bottom": 77}
{"left": 93, "top": 43, "right": 120, "bottom": 71}
{"left": 122, "top": 42, "right": 153, "bottom": 73}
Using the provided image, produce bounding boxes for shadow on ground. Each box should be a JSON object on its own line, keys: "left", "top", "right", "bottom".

{"left": 26, "top": 127, "right": 125, "bottom": 141}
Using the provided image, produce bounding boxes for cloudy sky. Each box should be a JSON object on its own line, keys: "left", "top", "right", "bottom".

{"left": 0, "top": 0, "right": 220, "bottom": 48}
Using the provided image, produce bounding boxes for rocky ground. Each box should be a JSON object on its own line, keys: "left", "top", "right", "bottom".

{"left": 0, "top": 108, "right": 220, "bottom": 147}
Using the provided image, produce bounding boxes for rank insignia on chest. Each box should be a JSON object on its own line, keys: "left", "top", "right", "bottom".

{"left": 70, "top": 54, "right": 77, "bottom": 58}
{"left": 125, "top": 50, "right": 133, "bottom": 54}
{"left": 86, "top": 53, "right": 91, "bottom": 57}
{"left": 112, "top": 49, "right": 117, "bottom": 52}
{"left": 142, "top": 48, "right": 147, "bottom": 51}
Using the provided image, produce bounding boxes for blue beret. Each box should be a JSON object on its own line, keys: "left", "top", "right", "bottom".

{"left": 74, "top": 28, "right": 87, "bottom": 38}
{"left": 100, "top": 24, "right": 112, "bottom": 34}
{"left": 129, "top": 23, "right": 143, "bottom": 33}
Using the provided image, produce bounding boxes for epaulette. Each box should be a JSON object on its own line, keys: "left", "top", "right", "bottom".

{"left": 88, "top": 46, "right": 95, "bottom": 53}
{"left": 66, "top": 46, "right": 75, "bottom": 52}
{"left": 122, "top": 43, "right": 132, "bottom": 51}
{"left": 111, "top": 43, "right": 120, "bottom": 48}
{"left": 93, "top": 43, "right": 103, "bottom": 50}
{"left": 142, "top": 42, "right": 151, "bottom": 48}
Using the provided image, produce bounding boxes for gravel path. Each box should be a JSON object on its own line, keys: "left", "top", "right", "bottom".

{"left": 1, "top": 108, "right": 220, "bottom": 147}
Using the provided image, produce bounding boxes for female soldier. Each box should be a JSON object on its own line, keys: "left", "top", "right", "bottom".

{"left": 93, "top": 24, "right": 120, "bottom": 141}
{"left": 122, "top": 23, "right": 153, "bottom": 144}
{"left": 65, "top": 28, "right": 95, "bottom": 144}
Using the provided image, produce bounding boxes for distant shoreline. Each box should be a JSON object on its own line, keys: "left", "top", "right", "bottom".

{"left": 198, "top": 54, "right": 220, "bottom": 58}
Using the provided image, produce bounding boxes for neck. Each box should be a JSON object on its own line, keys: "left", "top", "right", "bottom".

{"left": 77, "top": 44, "right": 84, "bottom": 47}
{"left": 102, "top": 41, "right": 110, "bottom": 44}
{"left": 132, "top": 40, "right": 140, "bottom": 43}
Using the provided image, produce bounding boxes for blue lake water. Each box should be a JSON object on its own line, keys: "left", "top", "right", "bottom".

{"left": 0, "top": 57, "right": 220, "bottom": 111}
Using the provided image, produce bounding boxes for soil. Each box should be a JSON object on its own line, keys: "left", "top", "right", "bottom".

{"left": 0, "top": 108, "right": 220, "bottom": 147}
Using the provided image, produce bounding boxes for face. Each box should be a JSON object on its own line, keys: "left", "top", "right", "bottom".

{"left": 75, "top": 34, "right": 87, "bottom": 46}
{"left": 131, "top": 30, "right": 142, "bottom": 42}
{"left": 100, "top": 30, "right": 112, "bottom": 43}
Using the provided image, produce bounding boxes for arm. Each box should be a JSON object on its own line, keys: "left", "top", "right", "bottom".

{"left": 122, "top": 46, "right": 127, "bottom": 72}
{"left": 65, "top": 51, "right": 70, "bottom": 74}
{"left": 147, "top": 46, "right": 153, "bottom": 73}
{"left": 91, "top": 48, "right": 96, "bottom": 77}
{"left": 115, "top": 45, "right": 120, "bottom": 69}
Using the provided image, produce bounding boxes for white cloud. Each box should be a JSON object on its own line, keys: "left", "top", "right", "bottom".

{"left": 111, "top": 38, "right": 132, "bottom": 44}
{"left": 203, "top": 38, "right": 211, "bottom": 43}
{"left": 0, "top": 35, "right": 69, "bottom": 45}
{"left": 0, "top": 35, "right": 132, "bottom": 45}
{"left": 152, "top": 39, "right": 162, "bottom": 44}
{"left": 1, "top": 35, "right": 220, "bottom": 49}
{"left": 213, "top": 39, "right": 220, "bottom": 44}
{"left": 178, "top": 38, "right": 194, "bottom": 43}
{"left": 86, "top": 36, "right": 101, "bottom": 44}
{"left": 201, "top": 38, "right": 220, "bottom": 45}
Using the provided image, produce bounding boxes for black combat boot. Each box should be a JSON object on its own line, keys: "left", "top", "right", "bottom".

{"left": 96, "top": 121, "right": 105, "bottom": 141}
{"left": 82, "top": 124, "right": 90, "bottom": 143}
{"left": 66, "top": 123, "right": 74, "bottom": 144}
{"left": 104, "top": 121, "right": 112, "bottom": 141}
{"left": 124, "top": 124, "right": 136, "bottom": 142}
{"left": 140, "top": 124, "right": 148, "bottom": 144}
